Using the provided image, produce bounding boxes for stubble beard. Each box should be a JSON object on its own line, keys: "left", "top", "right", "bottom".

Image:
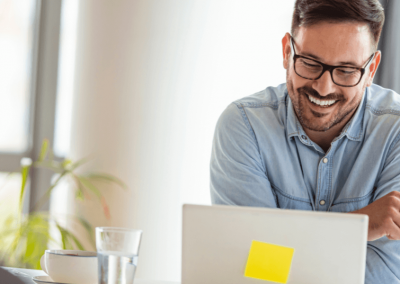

{"left": 286, "top": 70, "right": 366, "bottom": 132}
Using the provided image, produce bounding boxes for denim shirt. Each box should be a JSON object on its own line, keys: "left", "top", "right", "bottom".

{"left": 210, "top": 83, "right": 400, "bottom": 283}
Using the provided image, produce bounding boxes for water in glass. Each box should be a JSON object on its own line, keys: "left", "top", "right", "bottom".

{"left": 98, "top": 251, "right": 138, "bottom": 284}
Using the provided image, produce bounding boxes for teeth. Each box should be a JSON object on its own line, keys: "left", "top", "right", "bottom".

{"left": 308, "top": 95, "right": 336, "bottom": 106}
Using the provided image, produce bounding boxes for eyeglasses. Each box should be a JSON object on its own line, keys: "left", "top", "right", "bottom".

{"left": 290, "top": 36, "right": 375, "bottom": 87}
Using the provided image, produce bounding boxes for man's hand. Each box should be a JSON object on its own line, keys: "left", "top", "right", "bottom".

{"left": 351, "top": 191, "right": 400, "bottom": 241}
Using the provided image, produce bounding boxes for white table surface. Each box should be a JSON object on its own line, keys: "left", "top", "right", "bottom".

{"left": 3, "top": 267, "right": 180, "bottom": 284}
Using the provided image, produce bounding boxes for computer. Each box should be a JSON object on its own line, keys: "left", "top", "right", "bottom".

{"left": 182, "top": 204, "right": 368, "bottom": 284}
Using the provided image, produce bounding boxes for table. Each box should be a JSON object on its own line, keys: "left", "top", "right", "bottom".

{"left": 3, "top": 267, "right": 180, "bottom": 284}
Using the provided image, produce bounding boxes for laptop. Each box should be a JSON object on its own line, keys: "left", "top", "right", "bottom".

{"left": 182, "top": 204, "right": 368, "bottom": 284}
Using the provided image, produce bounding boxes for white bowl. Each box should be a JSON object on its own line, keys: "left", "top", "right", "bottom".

{"left": 40, "top": 250, "right": 98, "bottom": 284}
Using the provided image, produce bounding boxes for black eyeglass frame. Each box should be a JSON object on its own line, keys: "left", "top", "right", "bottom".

{"left": 290, "top": 36, "right": 375, "bottom": 87}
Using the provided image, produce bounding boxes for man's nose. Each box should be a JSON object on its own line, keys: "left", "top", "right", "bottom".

{"left": 311, "top": 70, "right": 337, "bottom": 96}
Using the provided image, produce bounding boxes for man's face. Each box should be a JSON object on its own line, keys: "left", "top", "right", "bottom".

{"left": 283, "top": 22, "right": 379, "bottom": 132}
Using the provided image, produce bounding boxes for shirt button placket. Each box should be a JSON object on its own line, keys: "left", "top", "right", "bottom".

{"left": 317, "top": 156, "right": 330, "bottom": 211}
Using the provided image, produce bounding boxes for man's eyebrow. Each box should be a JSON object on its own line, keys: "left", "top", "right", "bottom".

{"left": 300, "top": 51, "right": 360, "bottom": 67}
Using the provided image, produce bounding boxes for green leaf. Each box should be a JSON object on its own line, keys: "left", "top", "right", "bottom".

{"left": 55, "top": 223, "right": 85, "bottom": 250}
{"left": 38, "top": 139, "right": 49, "bottom": 162}
{"left": 32, "top": 171, "right": 69, "bottom": 211}
{"left": 8, "top": 226, "right": 23, "bottom": 263}
{"left": 78, "top": 175, "right": 102, "bottom": 199}
{"left": 33, "top": 160, "right": 63, "bottom": 173}
{"left": 69, "top": 233, "right": 84, "bottom": 250}
{"left": 56, "top": 223, "right": 70, "bottom": 250}
{"left": 23, "top": 215, "right": 50, "bottom": 268}
{"left": 75, "top": 187, "right": 85, "bottom": 201}
{"left": 67, "top": 157, "right": 91, "bottom": 172}
{"left": 84, "top": 172, "right": 128, "bottom": 190}
{"left": 76, "top": 216, "right": 95, "bottom": 248}
{"left": 72, "top": 176, "right": 87, "bottom": 201}
{"left": 61, "top": 159, "right": 73, "bottom": 169}
{"left": 19, "top": 165, "right": 31, "bottom": 214}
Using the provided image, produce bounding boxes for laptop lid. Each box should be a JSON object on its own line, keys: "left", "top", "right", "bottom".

{"left": 182, "top": 204, "right": 368, "bottom": 284}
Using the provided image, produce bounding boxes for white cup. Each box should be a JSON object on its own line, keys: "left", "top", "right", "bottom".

{"left": 40, "top": 250, "right": 98, "bottom": 284}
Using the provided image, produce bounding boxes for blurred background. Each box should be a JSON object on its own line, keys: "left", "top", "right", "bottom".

{"left": 0, "top": 0, "right": 398, "bottom": 282}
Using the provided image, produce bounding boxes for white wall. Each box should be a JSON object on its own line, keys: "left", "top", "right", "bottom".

{"left": 179, "top": 1, "right": 295, "bottom": 206}
{"left": 51, "top": 0, "right": 294, "bottom": 281}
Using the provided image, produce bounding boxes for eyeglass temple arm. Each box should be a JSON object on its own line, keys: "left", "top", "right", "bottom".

{"left": 289, "top": 35, "right": 294, "bottom": 57}
{"left": 364, "top": 52, "right": 376, "bottom": 71}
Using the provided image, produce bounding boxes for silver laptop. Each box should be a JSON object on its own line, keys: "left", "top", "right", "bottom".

{"left": 182, "top": 204, "right": 368, "bottom": 284}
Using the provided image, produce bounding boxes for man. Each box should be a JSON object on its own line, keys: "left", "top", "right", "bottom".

{"left": 210, "top": 0, "right": 400, "bottom": 282}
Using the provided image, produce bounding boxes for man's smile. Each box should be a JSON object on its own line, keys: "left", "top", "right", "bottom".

{"left": 307, "top": 94, "right": 338, "bottom": 107}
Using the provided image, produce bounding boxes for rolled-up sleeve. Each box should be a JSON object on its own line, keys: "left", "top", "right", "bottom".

{"left": 210, "top": 103, "right": 277, "bottom": 208}
{"left": 366, "top": 239, "right": 400, "bottom": 283}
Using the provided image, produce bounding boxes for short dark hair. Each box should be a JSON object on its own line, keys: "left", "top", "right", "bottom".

{"left": 291, "top": 0, "right": 385, "bottom": 49}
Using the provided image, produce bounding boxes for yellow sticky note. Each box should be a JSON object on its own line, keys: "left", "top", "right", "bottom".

{"left": 244, "top": 240, "right": 295, "bottom": 283}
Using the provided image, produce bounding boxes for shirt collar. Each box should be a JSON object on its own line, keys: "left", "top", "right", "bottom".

{"left": 286, "top": 91, "right": 300, "bottom": 139}
{"left": 341, "top": 88, "right": 366, "bottom": 141}
{"left": 285, "top": 85, "right": 366, "bottom": 142}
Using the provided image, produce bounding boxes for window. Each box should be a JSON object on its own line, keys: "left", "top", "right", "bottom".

{"left": 0, "top": 0, "right": 63, "bottom": 212}
{"left": 0, "top": 0, "right": 36, "bottom": 152}
{"left": 54, "top": 0, "right": 79, "bottom": 157}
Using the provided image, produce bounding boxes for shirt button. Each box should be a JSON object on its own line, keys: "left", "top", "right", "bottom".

{"left": 301, "top": 135, "right": 307, "bottom": 140}
{"left": 323, "top": 158, "right": 328, "bottom": 163}
{"left": 320, "top": 200, "right": 326, "bottom": 205}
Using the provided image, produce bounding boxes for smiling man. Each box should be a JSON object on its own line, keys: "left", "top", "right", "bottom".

{"left": 210, "top": 0, "right": 400, "bottom": 282}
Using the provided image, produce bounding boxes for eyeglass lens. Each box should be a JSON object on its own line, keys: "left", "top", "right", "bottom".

{"left": 295, "top": 57, "right": 362, "bottom": 87}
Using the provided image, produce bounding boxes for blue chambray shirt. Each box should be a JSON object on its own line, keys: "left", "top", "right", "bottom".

{"left": 210, "top": 83, "right": 400, "bottom": 283}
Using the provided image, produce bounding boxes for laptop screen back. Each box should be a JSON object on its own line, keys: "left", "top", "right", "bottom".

{"left": 182, "top": 204, "right": 368, "bottom": 284}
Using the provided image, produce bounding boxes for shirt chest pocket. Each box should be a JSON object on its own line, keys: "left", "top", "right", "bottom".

{"left": 271, "top": 183, "right": 313, "bottom": 211}
{"left": 329, "top": 191, "right": 374, "bottom": 213}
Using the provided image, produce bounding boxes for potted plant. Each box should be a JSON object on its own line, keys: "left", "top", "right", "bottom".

{"left": 0, "top": 139, "right": 127, "bottom": 269}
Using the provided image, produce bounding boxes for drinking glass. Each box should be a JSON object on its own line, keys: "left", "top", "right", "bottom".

{"left": 96, "top": 227, "right": 143, "bottom": 284}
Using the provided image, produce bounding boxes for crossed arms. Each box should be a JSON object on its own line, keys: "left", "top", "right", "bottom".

{"left": 210, "top": 103, "right": 400, "bottom": 283}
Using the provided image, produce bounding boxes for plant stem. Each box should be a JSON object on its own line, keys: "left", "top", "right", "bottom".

{"left": 32, "top": 170, "right": 69, "bottom": 212}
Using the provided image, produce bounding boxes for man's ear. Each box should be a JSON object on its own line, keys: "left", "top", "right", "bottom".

{"left": 366, "top": 50, "right": 381, "bottom": 87}
{"left": 282, "top": 33, "right": 292, "bottom": 70}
